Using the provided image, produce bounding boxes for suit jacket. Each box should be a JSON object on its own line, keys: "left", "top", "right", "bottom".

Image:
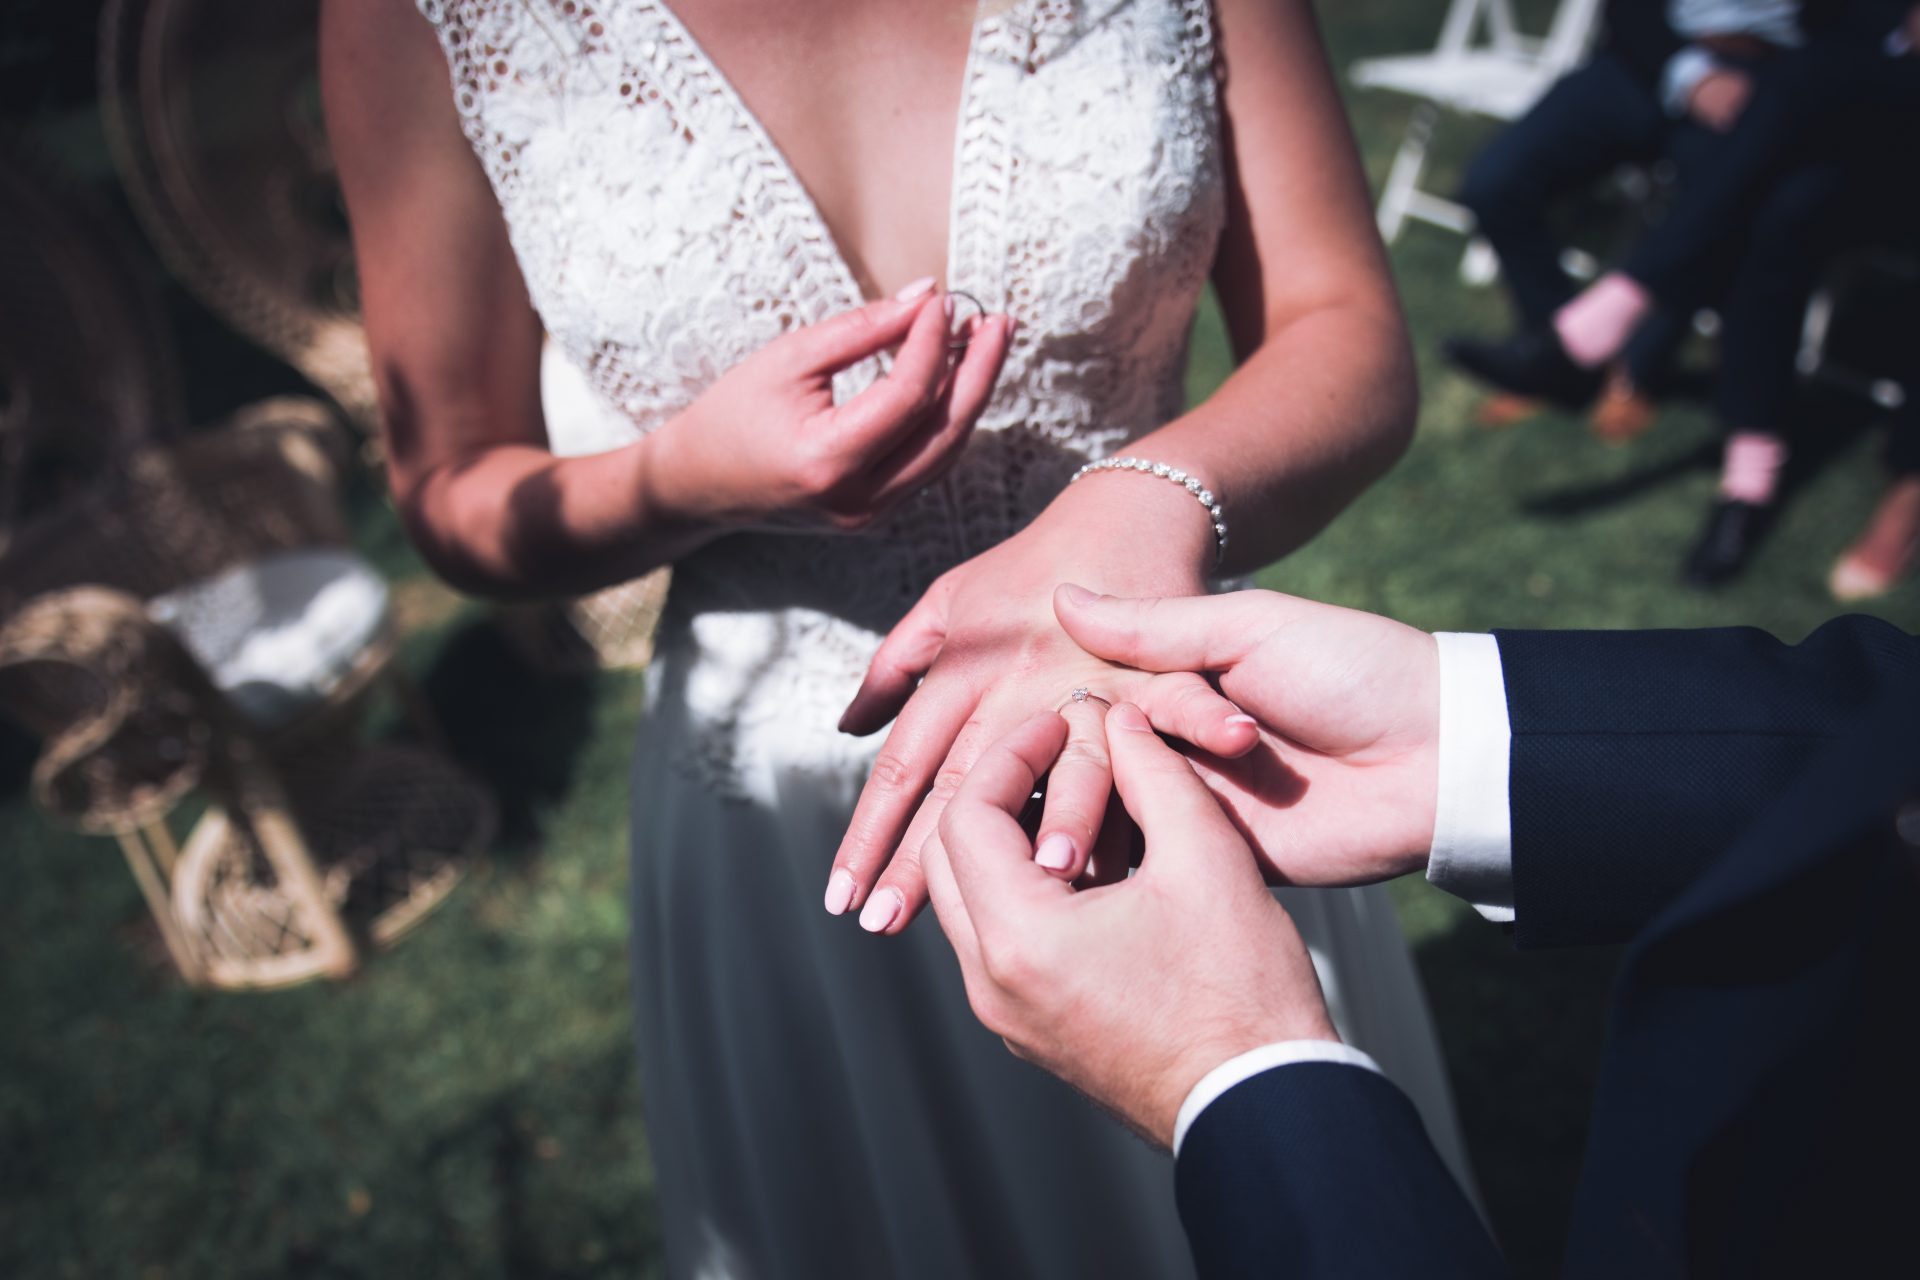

{"left": 1175, "top": 616, "right": 1920, "bottom": 1278}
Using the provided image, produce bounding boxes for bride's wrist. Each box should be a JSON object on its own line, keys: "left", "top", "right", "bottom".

{"left": 637, "top": 408, "right": 764, "bottom": 531}
{"left": 1031, "top": 461, "right": 1218, "bottom": 595}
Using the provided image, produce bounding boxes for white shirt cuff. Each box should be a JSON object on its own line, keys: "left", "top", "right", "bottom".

{"left": 1428, "top": 633, "right": 1514, "bottom": 923}
{"left": 1172, "top": 1041, "right": 1383, "bottom": 1155}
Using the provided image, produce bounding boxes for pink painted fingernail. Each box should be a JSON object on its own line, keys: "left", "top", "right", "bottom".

{"left": 1035, "top": 833, "right": 1075, "bottom": 872}
{"left": 1111, "top": 702, "right": 1153, "bottom": 733}
{"left": 1060, "top": 584, "right": 1098, "bottom": 606}
{"left": 1226, "top": 714, "right": 1258, "bottom": 727}
{"left": 943, "top": 295, "right": 957, "bottom": 321}
{"left": 894, "top": 276, "right": 936, "bottom": 301}
{"left": 859, "top": 887, "right": 904, "bottom": 933}
{"left": 824, "top": 869, "right": 857, "bottom": 916}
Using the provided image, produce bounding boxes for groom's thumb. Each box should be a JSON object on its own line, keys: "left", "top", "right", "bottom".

{"left": 1106, "top": 702, "right": 1252, "bottom": 885}
{"left": 1054, "top": 584, "right": 1265, "bottom": 674}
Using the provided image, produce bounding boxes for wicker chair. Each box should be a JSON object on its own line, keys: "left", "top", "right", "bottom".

{"left": 98, "top": 0, "right": 372, "bottom": 427}
{"left": 0, "top": 400, "right": 494, "bottom": 988}
{"left": 98, "top": 0, "right": 669, "bottom": 671}
{"left": 0, "top": 142, "right": 180, "bottom": 551}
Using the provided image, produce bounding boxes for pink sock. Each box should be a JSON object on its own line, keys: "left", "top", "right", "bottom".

{"left": 1719, "top": 431, "right": 1788, "bottom": 505}
{"left": 1553, "top": 273, "right": 1654, "bottom": 368}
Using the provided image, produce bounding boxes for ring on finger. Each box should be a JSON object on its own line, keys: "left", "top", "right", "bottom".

{"left": 1056, "top": 685, "right": 1113, "bottom": 714}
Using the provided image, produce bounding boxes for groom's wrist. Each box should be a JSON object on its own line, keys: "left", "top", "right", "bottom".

{"left": 1171, "top": 1040, "right": 1382, "bottom": 1155}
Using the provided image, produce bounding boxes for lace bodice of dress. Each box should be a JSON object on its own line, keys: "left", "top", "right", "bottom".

{"left": 420, "top": 0, "right": 1226, "bottom": 797}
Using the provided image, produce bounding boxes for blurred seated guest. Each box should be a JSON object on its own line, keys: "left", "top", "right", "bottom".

{"left": 929, "top": 586, "right": 1920, "bottom": 1277}
{"left": 1670, "top": 153, "right": 1869, "bottom": 585}
{"left": 1458, "top": 2, "right": 1918, "bottom": 585}
{"left": 1445, "top": 0, "right": 1803, "bottom": 427}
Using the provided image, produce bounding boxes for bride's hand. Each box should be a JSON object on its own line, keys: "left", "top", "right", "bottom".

{"left": 652, "top": 282, "right": 1012, "bottom": 532}
{"left": 823, "top": 485, "right": 1260, "bottom": 933}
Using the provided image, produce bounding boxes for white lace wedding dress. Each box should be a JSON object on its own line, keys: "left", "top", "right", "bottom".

{"left": 421, "top": 2, "right": 1473, "bottom": 1275}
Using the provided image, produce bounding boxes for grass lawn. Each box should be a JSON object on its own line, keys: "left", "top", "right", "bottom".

{"left": 3, "top": 2, "right": 1916, "bottom": 1277}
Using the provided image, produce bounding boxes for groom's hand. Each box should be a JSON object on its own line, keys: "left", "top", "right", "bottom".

{"left": 926, "top": 703, "right": 1336, "bottom": 1150}
{"left": 1054, "top": 584, "right": 1441, "bottom": 887}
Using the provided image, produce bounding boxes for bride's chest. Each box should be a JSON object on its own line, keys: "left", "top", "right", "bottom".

{"left": 660, "top": 0, "right": 976, "bottom": 299}
{"left": 429, "top": 0, "right": 1226, "bottom": 419}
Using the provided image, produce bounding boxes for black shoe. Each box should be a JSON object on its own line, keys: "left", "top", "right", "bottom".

{"left": 1683, "top": 498, "right": 1773, "bottom": 589}
{"left": 1442, "top": 329, "right": 1605, "bottom": 410}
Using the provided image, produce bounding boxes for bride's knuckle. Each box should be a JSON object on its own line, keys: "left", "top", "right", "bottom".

{"left": 930, "top": 765, "right": 970, "bottom": 800}
{"left": 888, "top": 844, "right": 924, "bottom": 878}
{"left": 793, "top": 456, "right": 843, "bottom": 500}
{"left": 983, "top": 940, "right": 1041, "bottom": 994}
{"left": 869, "top": 752, "right": 917, "bottom": 792}
{"left": 968, "top": 989, "right": 1010, "bottom": 1037}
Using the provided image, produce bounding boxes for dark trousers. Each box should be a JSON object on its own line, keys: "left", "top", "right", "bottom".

{"left": 1457, "top": 50, "right": 1714, "bottom": 385}
{"left": 1712, "top": 159, "right": 1847, "bottom": 432}
{"left": 1623, "top": 42, "right": 1920, "bottom": 295}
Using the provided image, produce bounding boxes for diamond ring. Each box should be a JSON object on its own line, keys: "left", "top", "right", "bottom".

{"left": 1057, "top": 686, "right": 1112, "bottom": 713}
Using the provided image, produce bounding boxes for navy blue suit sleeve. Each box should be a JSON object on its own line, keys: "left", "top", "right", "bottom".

{"left": 1174, "top": 1064, "right": 1506, "bottom": 1279}
{"left": 1493, "top": 615, "right": 1919, "bottom": 948}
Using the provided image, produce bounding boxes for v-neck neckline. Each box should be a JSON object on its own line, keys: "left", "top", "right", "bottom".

{"left": 642, "top": 0, "right": 992, "bottom": 310}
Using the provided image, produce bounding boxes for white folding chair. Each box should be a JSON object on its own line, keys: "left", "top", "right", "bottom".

{"left": 1351, "top": 0, "right": 1605, "bottom": 280}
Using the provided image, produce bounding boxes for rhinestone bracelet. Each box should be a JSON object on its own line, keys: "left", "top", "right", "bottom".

{"left": 1068, "top": 456, "right": 1227, "bottom": 568}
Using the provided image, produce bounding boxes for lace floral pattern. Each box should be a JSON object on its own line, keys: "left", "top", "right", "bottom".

{"left": 419, "top": 0, "right": 1226, "bottom": 799}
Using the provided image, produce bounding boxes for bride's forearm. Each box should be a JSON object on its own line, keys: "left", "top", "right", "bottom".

{"left": 396, "top": 425, "right": 726, "bottom": 599}
{"left": 1104, "top": 300, "right": 1417, "bottom": 577}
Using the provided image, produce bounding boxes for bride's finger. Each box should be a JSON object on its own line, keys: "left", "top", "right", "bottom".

{"left": 782, "top": 285, "right": 937, "bottom": 377}
{"left": 863, "top": 314, "right": 1012, "bottom": 509}
{"left": 1030, "top": 694, "right": 1113, "bottom": 882}
{"left": 825, "top": 295, "right": 955, "bottom": 457}
{"left": 1131, "top": 670, "right": 1260, "bottom": 758}
{"left": 827, "top": 679, "right": 973, "bottom": 919}
{"left": 838, "top": 582, "right": 951, "bottom": 736}
{"left": 858, "top": 711, "right": 997, "bottom": 934}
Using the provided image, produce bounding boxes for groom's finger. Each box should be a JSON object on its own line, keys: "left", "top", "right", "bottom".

{"left": 1131, "top": 670, "right": 1260, "bottom": 758}
{"left": 1031, "top": 694, "right": 1112, "bottom": 882}
{"left": 1104, "top": 702, "right": 1248, "bottom": 880}
{"left": 941, "top": 713, "right": 1075, "bottom": 946}
{"left": 1053, "top": 584, "right": 1286, "bottom": 673}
